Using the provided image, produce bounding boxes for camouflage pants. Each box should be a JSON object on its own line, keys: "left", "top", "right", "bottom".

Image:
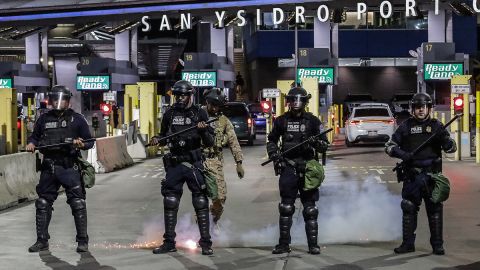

{"left": 204, "top": 157, "right": 226, "bottom": 222}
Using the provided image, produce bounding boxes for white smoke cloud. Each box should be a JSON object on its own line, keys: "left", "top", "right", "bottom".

{"left": 136, "top": 179, "right": 402, "bottom": 248}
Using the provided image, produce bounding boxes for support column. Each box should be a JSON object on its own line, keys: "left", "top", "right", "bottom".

{"left": 226, "top": 26, "right": 234, "bottom": 65}
{"left": 428, "top": 10, "right": 446, "bottom": 42}
{"left": 130, "top": 28, "right": 138, "bottom": 68}
{"left": 25, "top": 33, "right": 40, "bottom": 65}
{"left": 210, "top": 26, "right": 227, "bottom": 57}
{"left": 41, "top": 31, "right": 48, "bottom": 72}
{"left": 115, "top": 31, "right": 130, "bottom": 61}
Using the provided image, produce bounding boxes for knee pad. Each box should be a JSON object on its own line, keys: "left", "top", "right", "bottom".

{"left": 303, "top": 205, "right": 318, "bottom": 220}
{"left": 35, "top": 198, "right": 50, "bottom": 210}
{"left": 192, "top": 195, "right": 208, "bottom": 210}
{"left": 164, "top": 196, "right": 180, "bottom": 210}
{"left": 69, "top": 198, "right": 86, "bottom": 211}
{"left": 279, "top": 203, "right": 295, "bottom": 217}
{"left": 401, "top": 199, "right": 417, "bottom": 214}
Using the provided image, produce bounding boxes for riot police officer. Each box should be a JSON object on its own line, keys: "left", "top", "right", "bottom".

{"left": 150, "top": 80, "right": 215, "bottom": 255}
{"left": 202, "top": 88, "right": 244, "bottom": 223}
{"left": 266, "top": 87, "right": 328, "bottom": 255}
{"left": 385, "top": 93, "right": 456, "bottom": 255}
{"left": 26, "top": 85, "right": 94, "bottom": 253}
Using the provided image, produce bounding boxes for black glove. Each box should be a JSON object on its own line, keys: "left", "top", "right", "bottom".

{"left": 442, "top": 138, "right": 456, "bottom": 153}
{"left": 273, "top": 158, "right": 285, "bottom": 176}
{"left": 399, "top": 151, "right": 413, "bottom": 162}
{"left": 314, "top": 139, "right": 328, "bottom": 153}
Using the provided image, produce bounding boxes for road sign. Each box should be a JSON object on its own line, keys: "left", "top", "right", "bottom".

{"left": 297, "top": 67, "right": 334, "bottom": 84}
{"left": 76, "top": 75, "right": 110, "bottom": 90}
{"left": 262, "top": 88, "right": 280, "bottom": 98}
{"left": 451, "top": 75, "right": 472, "bottom": 94}
{"left": 181, "top": 71, "right": 216, "bottom": 87}
{"left": 424, "top": 63, "right": 463, "bottom": 80}
{"left": 0, "top": 78, "right": 12, "bottom": 88}
{"left": 103, "top": 91, "right": 115, "bottom": 101}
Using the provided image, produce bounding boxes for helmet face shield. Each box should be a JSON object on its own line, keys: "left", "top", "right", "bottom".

{"left": 174, "top": 93, "right": 193, "bottom": 109}
{"left": 286, "top": 95, "right": 308, "bottom": 111}
{"left": 48, "top": 92, "right": 70, "bottom": 110}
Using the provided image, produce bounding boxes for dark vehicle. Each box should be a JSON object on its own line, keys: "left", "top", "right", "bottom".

{"left": 222, "top": 102, "right": 256, "bottom": 145}
{"left": 247, "top": 103, "right": 267, "bottom": 132}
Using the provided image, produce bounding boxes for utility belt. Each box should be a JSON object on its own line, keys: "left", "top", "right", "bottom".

{"left": 163, "top": 149, "right": 204, "bottom": 168}
{"left": 284, "top": 158, "right": 307, "bottom": 178}
{"left": 42, "top": 157, "right": 78, "bottom": 172}
{"left": 399, "top": 158, "right": 441, "bottom": 183}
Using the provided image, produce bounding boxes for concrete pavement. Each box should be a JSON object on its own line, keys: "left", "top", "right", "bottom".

{"left": 0, "top": 135, "right": 479, "bottom": 269}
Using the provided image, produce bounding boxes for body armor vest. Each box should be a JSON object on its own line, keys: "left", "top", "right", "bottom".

{"left": 280, "top": 114, "right": 314, "bottom": 159}
{"left": 39, "top": 111, "right": 76, "bottom": 157}
{"left": 167, "top": 106, "right": 202, "bottom": 155}
{"left": 403, "top": 118, "right": 442, "bottom": 161}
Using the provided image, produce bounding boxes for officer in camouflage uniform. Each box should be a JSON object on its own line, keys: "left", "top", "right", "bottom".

{"left": 202, "top": 88, "right": 244, "bottom": 222}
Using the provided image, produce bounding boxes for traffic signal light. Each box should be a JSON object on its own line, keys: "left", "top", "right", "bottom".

{"left": 453, "top": 96, "right": 464, "bottom": 114}
{"left": 100, "top": 103, "right": 112, "bottom": 115}
{"left": 261, "top": 100, "right": 272, "bottom": 114}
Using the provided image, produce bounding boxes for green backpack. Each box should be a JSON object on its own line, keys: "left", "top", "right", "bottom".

{"left": 304, "top": 159, "right": 325, "bottom": 191}
{"left": 429, "top": 172, "right": 450, "bottom": 203}
{"left": 181, "top": 162, "right": 218, "bottom": 200}
{"left": 77, "top": 157, "right": 96, "bottom": 189}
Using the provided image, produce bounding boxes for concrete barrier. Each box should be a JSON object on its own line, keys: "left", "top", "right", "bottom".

{"left": 88, "top": 135, "right": 134, "bottom": 173}
{"left": 0, "top": 153, "right": 39, "bottom": 210}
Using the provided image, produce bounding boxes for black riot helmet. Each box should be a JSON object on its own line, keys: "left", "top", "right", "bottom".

{"left": 47, "top": 85, "right": 72, "bottom": 111}
{"left": 204, "top": 88, "right": 226, "bottom": 107}
{"left": 286, "top": 87, "right": 311, "bottom": 112}
{"left": 172, "top": 80, "right": 195, "bottom": 109}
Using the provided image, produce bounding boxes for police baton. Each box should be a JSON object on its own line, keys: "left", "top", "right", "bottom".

{"left": 392, "top": 113, "right": 463, "bottom": 172}
{"left": 146, "top": 116, "right": 220, "bottom": 147}
{"left": 34, "top": 138, "right": 97, "bottom": 151}
{"left": 261, "top": 128, "right": 333, "bottom": 166}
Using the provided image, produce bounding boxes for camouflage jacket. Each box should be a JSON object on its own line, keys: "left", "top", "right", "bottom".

{"left": 203, "top": 114, "right": 243, "bottom": 163}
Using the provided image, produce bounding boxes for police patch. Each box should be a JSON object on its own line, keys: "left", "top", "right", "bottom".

{"left": 172, "top": 116, "right": 185, "bottom": 125}
{"left": 185, "top": 118, "right": 192, "bottom": 125}
{"left": 287, "top": 121, "right": 300, "bottom": 132}
{"left": 300, "top": 124, "right": 306, "bottom": 132}
{"left": 410, "top": 126, "right": 422, "bottom": 134}
{"left": 61, "top": 120, "right": 67, "bottom": 127}
{"left": 45, "top": 122, "right": 58, "bottom": 129}
{"left": 426, "top": 126, "right": 432, "bottom": 133}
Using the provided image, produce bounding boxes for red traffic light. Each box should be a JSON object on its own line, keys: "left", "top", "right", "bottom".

{"left": 100, "top": 103, "right": 112, "bottom": 115}
{"left": 261, "top": 100, "right": 272, "bottom": 113}
{"left": 453, "top": 97, "right": 464, "bottom": 113}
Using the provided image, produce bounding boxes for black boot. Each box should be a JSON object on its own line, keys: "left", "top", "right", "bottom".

{"left": 193, "top": 195, "right": 213, "bottom": 255}
{"left": 29, "top": 198, "right": 52, "bottom": 253}
{"left": 153, "top": 242, "right": 177, "bottom": 254}
{"left": 272, "top": 203, "right": 294, "bottom": 255}
{"left": 428, "top": 203, "right": 445, "bottom": 255}
{"left": 394, "top": 200, "right": 417, "bottom": 254}
{"left": 70, "top": 199, "right": 89, "bottom": 253}
{"left": 153, "top": 196, "right": 180, "bottom": 254}
{"left": 303, "top": 205, "right": 320, "bottom": 255}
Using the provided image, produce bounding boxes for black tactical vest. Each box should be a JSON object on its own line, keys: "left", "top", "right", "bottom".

{"left": 280, "top": 113, "right": 314, "bottom": 159}
{"left": 39, "top": 111, "right": 76, "bottom": 157}
{"left": 403, "top": 118, "right": 442, "bottom": 161}
{"left": 167, "top": 106, "right": 202, "bottom": 154}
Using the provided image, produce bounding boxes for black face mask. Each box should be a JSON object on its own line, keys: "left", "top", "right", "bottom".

{"left": 174, "top": 94, "right": 192, "bottom": 109}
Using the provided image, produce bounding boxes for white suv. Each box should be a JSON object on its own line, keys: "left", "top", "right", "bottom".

{"left": 345, "top": 103, "right": 396, "bottom": 147}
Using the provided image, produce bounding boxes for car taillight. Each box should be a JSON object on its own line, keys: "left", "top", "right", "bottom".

{"left": 349, "top": 120, "right": 362, "bottom": 125}
{"left": 17, "top": 119, "right": 21, "bottom": 130}
{"left": 383, "top": 119, "right": 395, "bottom": 125}
{"left": 247, "top": 118, "right": 252, "bottom": 128}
